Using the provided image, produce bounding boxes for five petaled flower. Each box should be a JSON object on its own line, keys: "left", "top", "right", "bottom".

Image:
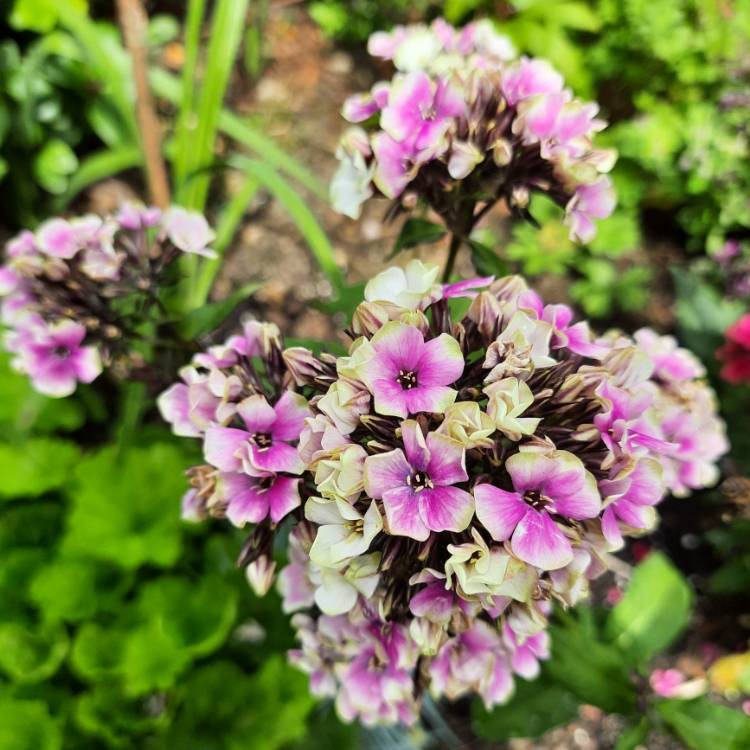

{"left": 364, "top": 420, "right": 474, "bottom": 540}
{"left": 356, "top": 321, "right": 464, "bottom": 418}
{"left": 474, "top": 450, "right": 601, "bottom": 569}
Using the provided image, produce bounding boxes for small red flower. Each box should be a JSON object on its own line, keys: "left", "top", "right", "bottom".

{"left": 717, "top": 314, "right": 750, "bottom": 385}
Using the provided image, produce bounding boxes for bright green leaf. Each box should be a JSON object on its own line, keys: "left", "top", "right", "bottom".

{"left": 388, "top": 218, "right": 446, "bottom": 259}
{"left": 180, "top": 281, "right": 262, "bottom": 340}
{"left": 0, "top": 696, "right": 61, "bottom": 750}
{"left": 657, "top": 698, "right": 750, "bottom": 750}
{"left": 0, "top": 438, "right": 79, "bottom": 499}
{"left": 606, "top": 552, "right": 693, "bottom": 664}
{"left": 0, "top": 621, "right": 68, "bottom": 684}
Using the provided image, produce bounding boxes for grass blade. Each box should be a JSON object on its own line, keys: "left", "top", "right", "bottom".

{"left": 171, "top": 0, "right": 207, "bottom": 190}
{"left": 150, "top": 68, "right": 327, "bottom": 198}
{"left": 179, "top": 0, "right": 250, "bottom": 210}
{"left": 190, "top": 175, "right": 259, "bottom": 306}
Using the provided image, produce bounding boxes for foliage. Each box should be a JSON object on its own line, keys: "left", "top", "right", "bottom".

{"left": 0, "top": 354, "right": 351, "bottom": 749}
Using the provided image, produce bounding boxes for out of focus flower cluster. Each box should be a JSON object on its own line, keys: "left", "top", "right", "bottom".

{"left": 332, "top": 18, "right": 616, "bottom": 243}
{"left": 0, "top": 204, "right": 215, "bottom": 396}
{"left": 162, "top": 259, "right": 727, "bottom": 726}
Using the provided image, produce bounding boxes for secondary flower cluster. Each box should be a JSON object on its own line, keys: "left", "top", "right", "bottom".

{"left": 717, "top": 314, "right": 750, "bottom": 386}
{"left": 162, "top": 260, "right": 727, "bottom": 726}
{"left": 332, "top": 18, "right": 616, "bottom": 243}
{"left": 0, "top": 205, "right": 215, "bottom": 396}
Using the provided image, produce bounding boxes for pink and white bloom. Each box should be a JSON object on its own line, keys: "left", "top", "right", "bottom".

{"left": 356, "top": 321, "right": 464, "bottom": 418}
{"left": 162, "top": 206, "right": 217, "bottom": 258}
{"left": 14, "top": 319, "right": 102, "bottom": 397}
{"left": 565, "top": 177, "right": 616, "bottom": 243}
{"left": 474, "top": 450, "right": 601, "bottom": 569}
{"left": 204, "top": 391, "right": 309, "bottom": 475}
{"left": 364, "top": 420, "right": 473, "bottom": 540}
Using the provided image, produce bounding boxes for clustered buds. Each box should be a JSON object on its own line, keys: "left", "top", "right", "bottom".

{"left": 0, "top": 204, "right": 216, "bottom": 396}
{"left": 331, "top": 18, "right": 616, "bottom": 243}
{"left": 162, "top": 258, "right": 727, "bottom": 726}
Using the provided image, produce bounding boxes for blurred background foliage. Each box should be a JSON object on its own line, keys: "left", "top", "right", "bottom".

{"left": 1, "top": 0, "right": 750, "bottom": 748}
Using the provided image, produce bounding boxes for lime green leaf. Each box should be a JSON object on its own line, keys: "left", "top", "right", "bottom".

{"left": 180, "top": 282, "right": 262, "bottom": 340}
{"left": 547, "top": 609, "right": 636, "bottom": 713}
{"left": 0, "top": 696, "right": 61, "bottom": 750}
{"left": 70, "top": 623, "right": 128, "bottom": 682}
{"left": 10, "top": 0, "right": 87, "bottom": 33}
{"left": 0, "top": 438, "right": 79, "bottom": 499}
{"left": 135, "top": 575, "right": 238, "bottom": 657}
{"left": 657, "top": 698, "right": 750, "bottom": 750}
{"left": 33, "top": 139, "right": 79, "bottom": 194}
{"left": 470, "top": 239, "right": 511, "bottom": 277}
{"left": 388, "top": 218, "right": 446, "bottom": 259}
{"left": 121, "top": 620, "right": 192, "bottom": 696}
{"left": 62, "top": 444, "right": 188, "bottom": 569}
{"left": 29, "top": 558, "right": 130, "bottom": 623}
{"left": 0, "top": 548, "right": 49, "bottom": 618}
{"left": 606, "top": 552, "right": 693, "bottom": 664}
{"left": 472, "top": 674, "right": 579, "bottom": 740}
{"left": 60, "top": 145, "right": 142, "bottom": 207}
{"left": 0, "top": 621, "right": 68, "bottom": 684}
{"left": 75, "top": 686, "right": 168, "bottom": 748}
{"left": 161, "top": 658, "right": 315, "bottom": 750}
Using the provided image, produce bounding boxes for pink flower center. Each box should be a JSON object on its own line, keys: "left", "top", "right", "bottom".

{"left": 407, "top": 471, "right": 433, "bottom": 493}
{"left": 419, "top": 104, "right": 437, "bottom": 120}
{"left": 397, "top": 369, "right": 418, "bottom": 389}
{"left": 252, "top": 432, "right": 273, "bottom": 449}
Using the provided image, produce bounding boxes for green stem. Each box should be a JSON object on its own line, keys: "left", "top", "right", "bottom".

{"left": 442, "top": 233, "right": 462, "bottom": 283}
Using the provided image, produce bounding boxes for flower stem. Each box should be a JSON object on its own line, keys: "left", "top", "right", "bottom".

{"left": 442, "top": 233, "right": 462, "bottom": 283}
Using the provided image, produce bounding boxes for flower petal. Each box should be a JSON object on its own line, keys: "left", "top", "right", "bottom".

{"left": 511, "top": 509, "right": 573, "bottom": 570}
{"left": 222, "top": 473, "right": 268, "bottom": 526}
{"left": 474, "top": 483, "right": 528, "bottom": 541}
{"left": 245, "top": 441, "right": 304, "bottom": 476}
{"left": 417, "top": 333, "right": 464, "bottom": 386}
{"left": 236, "top": 394, "right": 277, "bottom": 434}
{"left": 267, "top": 477, "right": 302, "bottom": 523}
{"left": 271, "top": 391, "right": 310, "bottom": 441}
{"left": 363, "top": 449, "right": 411, "bottom": 498}
{"left": 403, "top": 384, "right": 457, "bottom": 415}
{"left": 425, "top": 432, "right": 467, "bottom": 486}
{"left": 204, "top": 427, "right": 248, "bottom": 472}
{"left": 418, "top": 485, "right": 474, "bottom": 533}
{"left": 400, "top": 420, "right": 430, "bottom": 471}
{"left": 382, "top": 486, "right": 429, "bottom": 540}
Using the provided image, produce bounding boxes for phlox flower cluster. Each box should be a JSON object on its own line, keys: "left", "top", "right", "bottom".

{"left": 331, "top": 18, "right": 616, "bottom": 244}
{"left": 717, "top": 313, "right": 750, "bottom": 386}
{"left": 162, "top": 259, "right": 727, "bottom": 726}
{"left": 0, "top": 204, "right": 216, "bottom": 397}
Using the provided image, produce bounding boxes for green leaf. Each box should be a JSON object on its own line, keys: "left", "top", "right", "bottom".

{"left": 0, "top": 438, "right": 79, "bottom": 499}
{"left": 388, "top": 218, "right": 446, "bottom": 259}
{"left": 180, "top": 281, "right": 262, "bottom": 340}
{"left": 469, "top": 239, "right": 511, "bottom": 277}
{"left": 606, "top": 552, "right": 693, "bottom": 664}
{"left": 673, "top": 268, "right": 745, "bottom": 361}
{"left": 472, "top": 674, "right": 579, "bottom": 740}
{"left": 547, "top": 609, "right": 636, "bottom": 714}
{"left": 134, "top": 575, "right": 238, "bottom": 657}
{"left": 62, "top": 443, "right": 188, "bottom": 569}
{"left": 29, "top": 558, "right": 130, "bottom": 623}
{"left": 75, "top": 686, "right": 167, "bottom": 748}
{"left": 120, "top": 619, "right": 192, "bottom": 696}
{"left": 160, "top": 658, "right": 315, "bottom": 750}
{"left": 70, "top": 623, "right": 127, "bottom": 682}
{"left": 33, "top": 138, "right": 78, "bottom": 194}
{"left": 657, "top": 698, "right": 750, "bottom": 750}
{"left": 9, "top": 0, "right": 87, "bottom": 33}
{"left": 151, "top": 67, "right": 326, "bottom": 198}
{"left": 179, "top": 0, "right": 251, "bottom": 211}
{"left": 0, "top": 621, "right": 68, "bottom": 684}
{"left": 0, "top": 696, "right": 61, "bottom": 750}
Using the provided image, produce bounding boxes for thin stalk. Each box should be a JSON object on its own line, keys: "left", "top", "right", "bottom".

{"left": 116, "top": 0, "right": 171, "bottom": 209}
{"left": 442, "top": 233, "right": 462, "bottom": 283}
